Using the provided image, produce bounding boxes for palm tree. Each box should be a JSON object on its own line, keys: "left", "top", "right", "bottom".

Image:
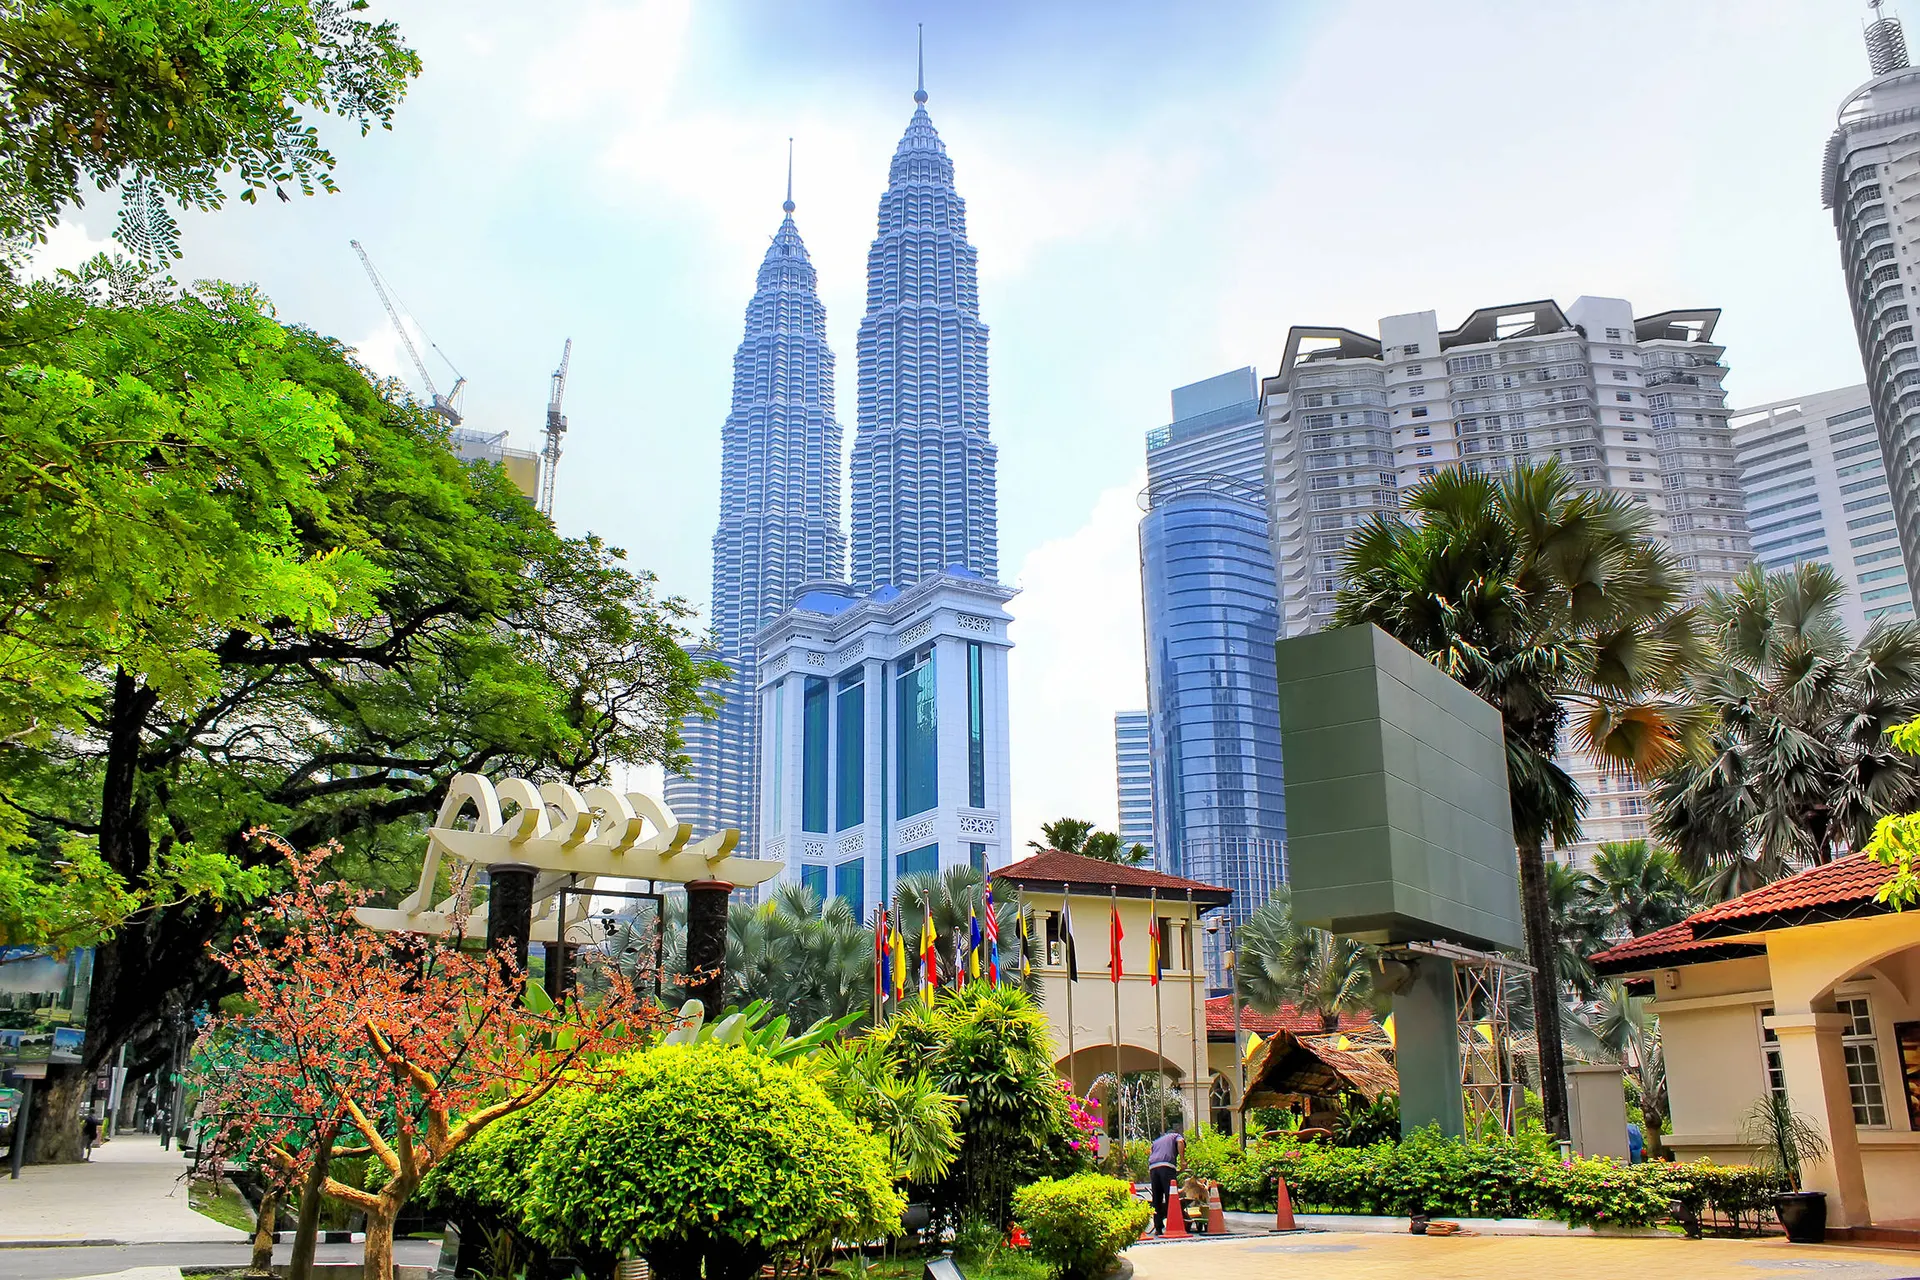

{"left": 1573, "top": 980, "right": 1669, "bottom": 1160}
{"left": 1333, "top": 462, "right": 1701, "bottom": 1139}
{"left": 645, "top": 884, "right": 875, "bottom": 1028}
{"left": 1233, "top": 890, "right": 1374, "bottom": 1032}
{"left": 1585, "top": 839, "right": 1698, "bottom": 939}
{"left": 1650, "top": 563, "right": 1920, "bottom": 890}
{"left": 1545, "top": 861, "right": 1607, "bottom": 999}
{"left": 1028, "top": 818, "right": 1149, "bottom": 865}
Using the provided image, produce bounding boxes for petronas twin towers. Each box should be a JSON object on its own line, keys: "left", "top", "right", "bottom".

{"left": 667, "top": 53, "right": 998, "bottom": 855}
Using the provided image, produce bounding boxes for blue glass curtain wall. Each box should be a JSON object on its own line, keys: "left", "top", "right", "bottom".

{"left": 835, "top": 857, "right": 865, "bottom": 922}
{"left": 801, "top": 677, "right": 829, "bottom": 833}
{"left": 801, "top": 863, "right": 828, "bottom": 905}
{"left": 894, "top": 647, "right": 937, "bottom": 818}
{"left": 835, "top": 671, "right": 865, "bottom": 830}
{"left": 966, "top": 641, "right": 985, "bottom": 808}
{"left": 896, "top": 843, "right": 938, "bottom": 879}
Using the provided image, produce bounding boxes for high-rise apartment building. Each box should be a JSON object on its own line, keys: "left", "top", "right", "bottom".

{"left": 1113, "top": 711, "right": 1154, "bottom": 858}
{"left": 1140, "top": 368, "right": 1287, "bottom": 989}
{"left": 1823, "top": 8, "right": 1920, "bottom": 620}
{"left": 668, "top": 180, "right": 843, "bottom": 856}
{"left": 1733, "top": 386, "right": 1916, "bottom": 635}
{"left": 849, "top": 59, "right": 997, "bottom": 592}
{"left": 759, "top": 56, "right": 1013, "bottom": 906}
{"left": 1264, "top": 298, "right": 1751, "bottom": 634}
{"left": 1262, "top": 298, "right": 1753, "bottom": 866}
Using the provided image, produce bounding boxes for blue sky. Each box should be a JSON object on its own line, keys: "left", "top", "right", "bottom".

{"left": 38, "top": 1, "right": 1891, "bottom": 847}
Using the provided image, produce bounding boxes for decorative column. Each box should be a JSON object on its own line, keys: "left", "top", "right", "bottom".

{"left": 1767, "top": 1011, "right": 1872, "bottom": 1226}
{"left": 484, "top": 864, "right": 538, "bottom": 982}
{"left": 1393, "top": 955, "right": 1464, "bottom": 1139}
{"left": 686, "top": 880, "right": 734, "bottom": 1013}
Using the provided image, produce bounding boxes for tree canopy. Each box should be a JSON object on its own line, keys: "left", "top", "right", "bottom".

{"left": 0, "top": 265, "right": 721, "bottom": 1099}
{"left": 0, "top": 0, "right": 421, "bottom": 261}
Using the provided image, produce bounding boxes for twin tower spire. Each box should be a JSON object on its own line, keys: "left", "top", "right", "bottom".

{"left": 666, "top": 34, "right": 998, "bottom": 856}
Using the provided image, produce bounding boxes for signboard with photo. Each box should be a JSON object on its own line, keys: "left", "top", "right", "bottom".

{"left": 0, "top": 947, "right": 93, "bottom": 1065}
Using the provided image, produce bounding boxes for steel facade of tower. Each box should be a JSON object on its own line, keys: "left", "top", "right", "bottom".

{"left": 849, "top": 73, "right": 997, "bottom": 591}
{"left": 667, "top": 197, "right": 843, "bottom": 857}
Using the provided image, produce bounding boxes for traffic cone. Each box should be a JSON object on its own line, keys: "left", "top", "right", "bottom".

{"left": 1207, "top": 1183, "right": 1228, "bottom": 1235}
{"left": 1165, "top": 1192, "right": 1190, "bottom": 1238}
{"left": 1273, "top": 1175, "right": 1298, "bottom": 1232}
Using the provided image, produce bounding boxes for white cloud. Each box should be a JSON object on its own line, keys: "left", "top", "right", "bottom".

{"left": 1006, "top": 471, "right": 1147, "bottom": 850}
{"left": 26, "top": 220, "right": 114, "bottom": 279}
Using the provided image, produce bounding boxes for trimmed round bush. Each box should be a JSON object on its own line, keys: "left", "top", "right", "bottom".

{"left": 1012, "top": 1173, "right": 1150, "bottom": 1280}
{"left": 523, "top": 1044, "right": 904, "bottom": 1280}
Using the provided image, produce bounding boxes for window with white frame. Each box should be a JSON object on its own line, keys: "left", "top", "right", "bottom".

{"left": 1760, "top": 1007, "right": 1787, "bottom": 1098}
{"left": 1838, "top": 995, "right": 1890, "bottom": 1126}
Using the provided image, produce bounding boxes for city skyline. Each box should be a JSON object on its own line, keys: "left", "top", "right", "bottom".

{"left": 52, "top": 2, "right": 1908, "bottom": 848}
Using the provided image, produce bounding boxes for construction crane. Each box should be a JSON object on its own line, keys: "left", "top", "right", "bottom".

{"left": 539, "top": 339, "right": 571, "bottom": 516}
{"left": 351, "top": 239, "right": 466, "bottom": 426}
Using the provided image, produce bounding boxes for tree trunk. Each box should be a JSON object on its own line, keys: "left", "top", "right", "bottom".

{"left": 25, "top": 1068, "right": 87, "bottom": 1164}
{"left": 251, "top": 1188, "right": 280, "bottom": 1274}
{"left": 1516, "top": 839, "right": 1571, "bottom": 1141}
{"left": 362, "top": 1208, "right": 396, "bottom": 1280}
{"left": 289, "top": 1138, "right": 332, "bottom": 1280}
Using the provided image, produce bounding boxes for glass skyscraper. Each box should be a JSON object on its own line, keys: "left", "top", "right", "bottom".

{"left": 849, "top": 61, "right": 997, "bottom": 591}
{"left": 1139, "top": 369, "right": 1287, "bottom": 990}
{"left": 668, "top": 177, "right": 843, "bottom": 856}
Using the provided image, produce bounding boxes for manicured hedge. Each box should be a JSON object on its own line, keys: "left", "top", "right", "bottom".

{"left": 1012, "top": 1174, "right": 1151, "bottom": 1280}
{"left": 1188, "top": 1127, "right": 1783, "bottom": 1230}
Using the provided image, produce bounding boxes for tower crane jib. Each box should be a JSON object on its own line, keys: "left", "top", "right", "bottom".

{"left": 539, "top": 338, "right": 571, "bottom": 517}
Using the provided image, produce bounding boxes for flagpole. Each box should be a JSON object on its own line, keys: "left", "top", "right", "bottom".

{"left": 1061, "top": 882, "right": 1075, "bottom": 1097}
{"left": 1187, "top": 886, "right": 1203, "bottom": 1135}
{"left": 1150, "top": 887, "right": 1164, "bottom": 1136}
{"left": 1110, "top": 885, "right": 1123, "bottom": 1146}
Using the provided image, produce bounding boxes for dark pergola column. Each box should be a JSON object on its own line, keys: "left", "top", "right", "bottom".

{"left": 685, "top": 879, "right": 733, "bottom": 1013}
{"left": 484, "top": 863, "right": 538, "bottom": 984}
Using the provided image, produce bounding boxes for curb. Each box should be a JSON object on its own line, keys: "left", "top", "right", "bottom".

{"left": 0, "top": 1238, "right": 239, "bottom": 1249}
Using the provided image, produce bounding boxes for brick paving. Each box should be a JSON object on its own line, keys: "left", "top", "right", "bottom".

{"left": 1127, "top": 1230, "right": 1920, "bottom": 1280}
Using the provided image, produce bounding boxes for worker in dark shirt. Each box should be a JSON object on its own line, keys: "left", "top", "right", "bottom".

{"left": 1147, "top": 1127, "right": 1185, "bottom": 1236}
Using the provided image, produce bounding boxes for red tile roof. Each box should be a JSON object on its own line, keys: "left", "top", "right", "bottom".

{"left": 991, "top": 849, "right": 1232, "bottom": 904}
{"left": 1590, "top": 853, "right": 1897, "bottom": 976}
{"left": 1687, "top": 853, "right": 1894, "bottom": 930}
{"left": 1204, "top": 996, "right": 1376, "bottom": 1040}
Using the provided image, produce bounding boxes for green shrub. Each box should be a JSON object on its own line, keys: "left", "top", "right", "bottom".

{"left": 1012, "top": 1174, "right": 1151, "bottom": 1280}
{"left": 1121, "top": 1140, "right": 1149, "bottom": 1184}
{"left": 1666, "top": 1160, "right": 1787, "bottom": 1234}
{"left": 1180, "top": 1126, "right": 1241, "bottom": 1183}
{"left": 522, "top": 1045, "right": 904, "bottom": 1280}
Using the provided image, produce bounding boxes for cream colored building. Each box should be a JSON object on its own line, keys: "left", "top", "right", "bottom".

{"left": 1594, "top": 854, "right": 1920, "bottom": 1229}
{"left": 992, "top": 850, "right": 1226, "bottom": 1132}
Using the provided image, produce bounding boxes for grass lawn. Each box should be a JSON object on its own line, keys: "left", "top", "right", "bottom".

{"left": 857, "top": 1248, "right": 1050, "bottom": 1280}
{"left": 188, "top": 1177, "right": 257, "bottom": 1232}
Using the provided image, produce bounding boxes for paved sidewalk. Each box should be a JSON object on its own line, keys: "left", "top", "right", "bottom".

{"left": 0, "top": 1133, "right": 248, "bottom": 1245}
{"left": 1131, "top": 1230, "right": 1920, "bottom": 1280}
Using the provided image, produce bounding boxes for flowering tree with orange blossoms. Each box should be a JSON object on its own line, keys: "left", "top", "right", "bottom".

{"left": 191, "top": 833, "right": 662, "bottom": 1280}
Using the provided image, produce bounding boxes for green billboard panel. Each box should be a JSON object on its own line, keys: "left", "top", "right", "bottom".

{"left": 1276, "top": 624, "right": 1521, "bottom": 951}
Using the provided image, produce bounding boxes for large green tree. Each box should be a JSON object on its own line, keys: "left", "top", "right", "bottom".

{"left": 1028, "top": 816, "right": 1148, "bottom": 865}
{"left": 0, "top": 0, "right": 420, "bottom": 261}
{"left": 1650, "top": 563, "right": 1920, "bottom": 894}
{"left": 1331, "top": 462, "right": 1700, "bottom": 1139}
{"left": 0, "top": 271, "right": 720, "bottom": 1158}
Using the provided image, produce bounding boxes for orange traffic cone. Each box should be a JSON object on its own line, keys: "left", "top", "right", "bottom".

{"left": 1164, "top": 1193, "right": 1190, "bottom": 1238}
{"left": 1273, "top": 1175, "right": 1298, "bottom": 1232}
{"left": 1207, "top": 1183, "right": 1228, "bottom": 1235}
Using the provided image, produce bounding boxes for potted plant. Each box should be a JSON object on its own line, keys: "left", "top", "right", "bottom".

{"left": 1741, "top": 1094, "right": 1831, "bottom": 1243}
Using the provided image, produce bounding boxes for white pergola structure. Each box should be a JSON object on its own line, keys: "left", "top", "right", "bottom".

{"left": 355, "top": 772, "right": 777, "bottom": 1001}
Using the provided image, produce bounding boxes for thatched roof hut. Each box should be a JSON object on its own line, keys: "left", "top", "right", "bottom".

{"left": 1239, "top": 1029, "right": 1399, "bottom": 1110}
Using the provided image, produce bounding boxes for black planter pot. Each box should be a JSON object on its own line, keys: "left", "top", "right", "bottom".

{"left": 1773, "top": 1191, "right": 1828, "bottom": 1244}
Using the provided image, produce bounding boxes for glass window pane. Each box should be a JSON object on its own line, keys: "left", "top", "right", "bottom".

{"left": 836, "top": 679, "right": 865, "bottom": 830}
{"left": 968, "top": 842, "right": 986, "bottom": 874}
{"left": 800, "top": 863, "right": 827, "bottom": 906}
{"left": 802, "top": 678, "right": 829, "bottom": 833}
{"left": 967, "top": 642, "right": 985, "bottom": 808}
{"left": 834, "top": 857, "right": 865, "bottom": 923}
{"left": 896, "top": 843, "right": 938, "bottom": 880}
{"left": 895, "top": 649, "right": 937, "bottom": 818}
